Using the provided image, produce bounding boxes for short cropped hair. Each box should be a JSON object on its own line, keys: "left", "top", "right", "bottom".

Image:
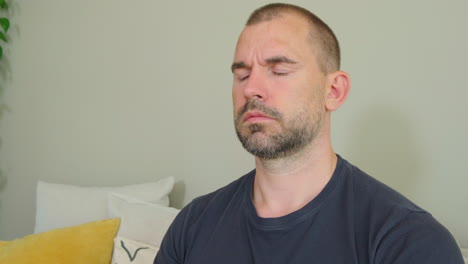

{"left": 246, "top": 3, "right": 340, "bottom": 73}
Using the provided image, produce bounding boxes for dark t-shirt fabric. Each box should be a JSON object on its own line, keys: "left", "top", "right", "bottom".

{"left": 155, "top": 155, "right": 463, "bottom": 263}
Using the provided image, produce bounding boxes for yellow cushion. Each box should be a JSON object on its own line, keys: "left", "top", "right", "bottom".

{"left": 0, "top": 218, "right": 120, "bottom": 264}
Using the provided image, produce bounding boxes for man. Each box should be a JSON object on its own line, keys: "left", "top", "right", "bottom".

{"left": 155, "top": 3, "right": 463, "bottom": 263}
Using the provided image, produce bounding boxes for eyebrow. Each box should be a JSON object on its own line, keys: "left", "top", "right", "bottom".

{"left": 231, "top": 61, "right": 247, "bottom": 73}
{"left": 231, "top": 56, "right": 298, "bottom": 73}
{"left": 265, "top": 56, "right": 298, "bottom": 65}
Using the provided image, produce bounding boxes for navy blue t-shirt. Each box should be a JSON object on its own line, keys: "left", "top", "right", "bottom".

{"left": 155, "top": 156, "right": 463, "bottom": 263}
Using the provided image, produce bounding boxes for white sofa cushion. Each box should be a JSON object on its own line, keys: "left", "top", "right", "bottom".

{"left": 112, "top": 236, "right": 159, "bottom": 264}
{"left": 107, "top": 192, "right": 179, "bottom": 247}
{"left": 34, "top": 176, "right": 174, "bottom": 233}
{"left": 460, "top": 247, "right": 467, "bottom": 263}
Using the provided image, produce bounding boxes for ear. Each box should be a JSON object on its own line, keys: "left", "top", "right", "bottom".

{"left": 325, "top": 71, "right": 350, "bottom": 112}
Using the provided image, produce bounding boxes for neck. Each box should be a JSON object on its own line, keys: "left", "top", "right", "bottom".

{"left": 252, "top": 136, "right": 337, "bottom": 218}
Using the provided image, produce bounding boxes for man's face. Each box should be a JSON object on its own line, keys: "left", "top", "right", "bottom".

{"left": 232, "top": 14, "right": 328, "bottom": 159}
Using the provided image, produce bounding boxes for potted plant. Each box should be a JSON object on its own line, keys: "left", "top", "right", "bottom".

{"left": 0, "top": 0, "right": 10, "bottom": 59}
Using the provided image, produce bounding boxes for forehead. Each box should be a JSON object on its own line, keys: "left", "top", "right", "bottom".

{"left": 234, "top": 14, "right": 313, "bottom": 62}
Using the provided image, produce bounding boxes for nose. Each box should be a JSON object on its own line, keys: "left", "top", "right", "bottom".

{"left": 243, "top": 69, "right": 268, "bottom": 101}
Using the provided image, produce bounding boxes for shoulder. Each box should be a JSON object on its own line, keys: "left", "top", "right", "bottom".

{"left": 185, "top": 170, "right": 253, "bottom": 220}
{"left": 341, "top": 157, "right": 431, "bottom": 232}
{"left": 341, "top": 157, "right": 425, "bottom": 215}
{"left": 338, "top": 157, "right": 463, "bottom": 263}
{"left": 155, "top": 170, "right": 254, "bottom": 263}
{"left": 374, "top": 211, "right": 464, "bottom": 263}
{"left": 173, "top": 169, "right": 253, "bottom": 230}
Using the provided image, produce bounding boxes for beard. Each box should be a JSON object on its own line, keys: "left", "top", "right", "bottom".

{"left": 234, "top": 99, "right": 324, "bottom": 160}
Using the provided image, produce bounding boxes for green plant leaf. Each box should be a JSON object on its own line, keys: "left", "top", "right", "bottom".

{"left": 0, "top": 18, "right": 9, "bottom": 32}
{"left": 0, "top": 31, "right": 6, "bottom": 42}
{"left": 0, "top": 45, "right": 3, "bottom": 59}
{"left": 0, "top": 0, "right": 6, "bottom": 9}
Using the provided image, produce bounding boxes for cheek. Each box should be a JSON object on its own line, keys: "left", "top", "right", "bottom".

{"left": 232, "top": 89, "right": 245, "bottom": 109}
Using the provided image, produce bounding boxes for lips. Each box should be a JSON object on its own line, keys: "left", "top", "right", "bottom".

{"left": 243, "top": 111, "right": 274, "bottom": 122}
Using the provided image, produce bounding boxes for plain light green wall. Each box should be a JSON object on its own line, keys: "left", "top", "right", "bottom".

{"left": 0, "top": 0, "right": 467, "bottom": 246}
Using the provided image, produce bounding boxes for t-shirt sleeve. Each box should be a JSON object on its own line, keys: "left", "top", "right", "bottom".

{"left": 154, "top": 203, "right": 192, "bottom": 264}
{"left": 374, "top": 212, "right": 464, "bottom": 264}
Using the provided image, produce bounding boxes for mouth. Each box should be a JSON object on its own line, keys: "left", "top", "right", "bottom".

{"left": 243, "top": 111, "right": 275, "bottom": 123}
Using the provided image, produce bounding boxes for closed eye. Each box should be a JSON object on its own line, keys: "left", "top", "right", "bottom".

{"left": 271, "top": 64, "right": 291, "bottom": 76}
{"left": 272, "top": 69, "right": 290, "bottom": 76}
{"left": 234, "top": 71, "right": 250, "bottom": 81}
{"left": 273, "top": 71, "right": 288, "bottom": 76}
{"left": 240, "top": 75, "right": 250, "bottom": 81}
